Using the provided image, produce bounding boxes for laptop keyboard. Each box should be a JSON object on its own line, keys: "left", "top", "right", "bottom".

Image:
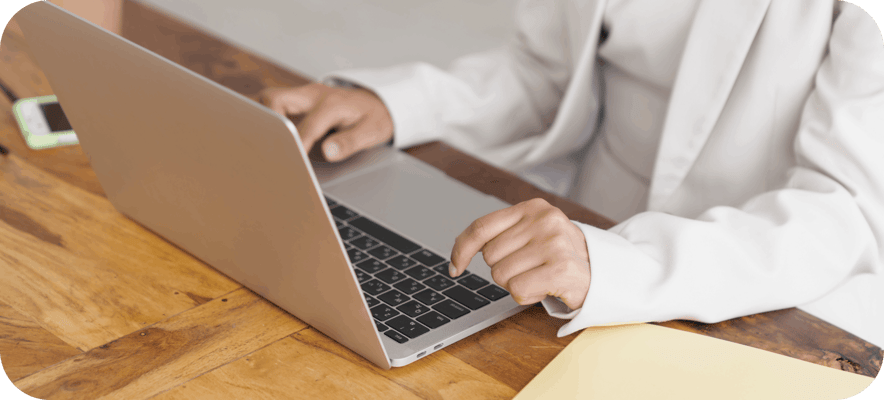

{"left": 326, "top": 196, "right": 510, "bottom": 344}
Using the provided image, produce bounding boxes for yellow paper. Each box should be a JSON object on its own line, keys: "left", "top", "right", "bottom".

{"left": 515, "top": 324, "right": 875, "bottom": 400}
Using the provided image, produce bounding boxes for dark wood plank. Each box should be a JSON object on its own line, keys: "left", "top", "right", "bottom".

{"left": 14, "top": 288, "right": 307, "bottom": 400}
{"left": 658, "top": 310, "right": 883, "bottom": 377}
{"left": 120, "top": 1, "right": 309, "bottom": 102}
{"left": 0, "top": 300, "right": 82, "bottom": 381}
{"left": 0, "top": 21, "right": 106, "bottom": 197}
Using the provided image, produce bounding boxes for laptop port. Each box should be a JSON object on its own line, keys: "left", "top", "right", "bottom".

{"left": 417, "top": 351, "right": 426, "bottom": 358}
{"left": 434, "top": 343, "right": 443, "bottom": 350}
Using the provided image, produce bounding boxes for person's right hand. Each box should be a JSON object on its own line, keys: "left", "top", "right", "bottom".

{"left": 260, "top": 83, "right": 394, "bottom": 162}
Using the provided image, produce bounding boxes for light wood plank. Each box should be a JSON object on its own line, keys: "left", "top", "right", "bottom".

{"left": 0, "top": 154, "right": 239, "bottom": 351}
{"left": 153, "top": 328, "right": 516, "bottom": 400}
{"left": 0, "top": 300, "right": 81, "bottom": 381}
{"left": 14, "top": 288, "right": 307, "bottom": 400}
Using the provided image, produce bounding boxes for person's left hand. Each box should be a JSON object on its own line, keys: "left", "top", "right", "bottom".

{"left": 448, "top": 198, "right": 591, "bottom": 310}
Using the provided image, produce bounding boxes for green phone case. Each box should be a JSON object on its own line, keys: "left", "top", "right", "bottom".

{"left": 12, "top": 94, "right": 79, "bottom": 150}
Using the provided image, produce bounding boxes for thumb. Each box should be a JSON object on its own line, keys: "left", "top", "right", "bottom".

{"left": 322, "top": 119, "right": 393, "bottom": 162}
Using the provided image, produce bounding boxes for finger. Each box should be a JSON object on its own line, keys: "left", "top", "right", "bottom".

{"left": 262, "top": 85, "right": 323, "bottom": 117}
{"left": 504, "top": 263, "right": 554, "bottom": 306}
{"left": 509, "top": 261, "right": 588, "bottom": 310}
{"left": 480, "top": 217, "right": 531, "bottom": 266}
{"left": 449, "top": 204, "right": 528, "bottom": 277}
{"left": 296, "top": 97, "right": 361, "bottom": 154}
{"left": 507, "top": 263, "right": 574, "bottom": 306}
{"left": 488, "top": 241, "right": 548, "bottom": 290}
{"left": 322, "top": 117, "right": 392, "bottom": 162}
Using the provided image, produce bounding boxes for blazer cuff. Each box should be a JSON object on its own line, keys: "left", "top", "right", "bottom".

{"left": 540, "top": 221, "right": 651, "bottom": 337}
{"left": 322, "top": 66, "right": 442, "bottom": 149}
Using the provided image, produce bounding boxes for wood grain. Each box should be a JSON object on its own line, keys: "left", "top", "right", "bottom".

{"left": 14, "top": 288, "right": 307, "bottom": 400}
{"left": 154, "top": 328, "right": 516, "bottom": 400}
{"left": 0, "top": 300, "right": 81, "bottom": 381}
{"left": 0, "top": 154, "right": 240, "bottom": 351}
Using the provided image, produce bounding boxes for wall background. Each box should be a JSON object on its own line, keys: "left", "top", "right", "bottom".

{"left": 138, "top": 0, "right": 517, "bottom": 79}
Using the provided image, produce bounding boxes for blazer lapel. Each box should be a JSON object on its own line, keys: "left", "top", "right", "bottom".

{"left": 648, "top": 0, "right": 772, "bottom": 211}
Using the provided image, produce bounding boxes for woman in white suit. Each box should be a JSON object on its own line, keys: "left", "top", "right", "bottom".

{"left": 263, "top": 0, "right": 884, "bottom": 347}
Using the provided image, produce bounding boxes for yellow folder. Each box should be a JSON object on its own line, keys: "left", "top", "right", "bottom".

{"left": 515, "top": 324, "right": 875, "bottom": 399}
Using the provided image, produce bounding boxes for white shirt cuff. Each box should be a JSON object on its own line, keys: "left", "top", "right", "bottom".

{"left": 539, "top": 221, "right": 653, "bottom": 337}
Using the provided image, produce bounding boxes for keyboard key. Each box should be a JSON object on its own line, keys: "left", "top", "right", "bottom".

{"left": 325, "top": 197, "right": 337, "bottom": 207}
{"left": 394, "top": 279, "right": 426, "bottom": 295}
{"left": 478, "top": 285, "right": 509, "bottom": 301}
{"left": 338, "top": 226, "right": 361, "bottom": 241}
{"left": 397, "top": 301, "right": 431, "bottom": 318}
{"left": 347, "top": 248, "right": 370, "bottom": 264}
{"left": 361, "top": 279, "right": 391, "bottom": 296}
{"left": 459, "top": 274, "right": 490, "bottom": 290}
{"left": 370, "top": 304, "right": 399, "bottom": 321}
{"left": 385, "top": 255, "right": 418, "bottom": 271}
{"left": 376, "top": 268, "right": 408, "bottom": 284}
{"left": 384, "top": 330, "right": 409, "bottom": 343}
{"left": 413, "top": 289, "right": 445, "bottom": 305}
{"left": 386, "top": 315, "right": 430, "bottom": 339}
{"left": 417, "top": 311, "right": 450, "bottom": 329}
{"left": 350, "top": 236, "right": 380, "bottom": 250}
{"left": 432, "top": 263, "right": 470, "bottom": 279}
{"left": 368, "top": 245, "right": 397, "bottom": 260}
{"left": 443, "top": 286, "right": 490, "bottom": 310}
{"left": 378, "top": 290, "right": 409, "bottom": 306}
{"left": 350, "top": 217, "right": 420, "bottom": 254}
{"left": 433, "top": 299, "right": 470, "bottom": 320}
{"left": 376, "top": 321, "right": 388, "bottom": 332}
{"left": 356, "top": 259, "right": 386, "bottom": 274}
{"left": 355, "top": 269, "right": 370, "bottom": 284}
{"left": 404, "top": 266, "right": 434, "bottom": 281}
{"left": 364, "top": 295, "right": 380, "bottom": 308}
{"left": 331, "top": 205, "right": 359, "bottom": 221}
{"left": 424, "top": 275, "right": 455, "bottom": 291}
{"left": 410, "top": 249, "right": 446, "bottom": 267}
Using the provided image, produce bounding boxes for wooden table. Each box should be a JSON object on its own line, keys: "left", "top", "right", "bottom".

{"left": 0, "top": 2, "right": 880, "bottom": 398}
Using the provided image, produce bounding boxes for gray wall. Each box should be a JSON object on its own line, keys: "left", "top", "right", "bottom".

{"left": 139, "top": 0, "right": 517, "bottom": 79}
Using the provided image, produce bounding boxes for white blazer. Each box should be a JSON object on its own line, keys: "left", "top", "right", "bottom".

{"left": 330, "top": 0, "right": 884, "bottom": 346}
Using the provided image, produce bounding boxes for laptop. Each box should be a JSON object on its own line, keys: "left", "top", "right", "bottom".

{"left": 17, "top": 2, "right": 528, "bottom": 369}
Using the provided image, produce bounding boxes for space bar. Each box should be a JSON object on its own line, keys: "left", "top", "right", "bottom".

{"left": 349, "top": 217, "right": 420, "bottom": 254}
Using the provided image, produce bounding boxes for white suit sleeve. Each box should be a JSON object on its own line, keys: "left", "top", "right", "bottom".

{"left": 547, "top": 4, "right": 884, "bottom": 337}
{"left": 323, "top": 0, "right": 573, "bottom": 151}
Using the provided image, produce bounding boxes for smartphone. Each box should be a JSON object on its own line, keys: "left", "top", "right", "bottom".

{"left": 12, "top": 95, "right": 79, "bottom": 150}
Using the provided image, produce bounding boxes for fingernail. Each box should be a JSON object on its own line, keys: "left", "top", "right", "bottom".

{"left": 324, "top": 141, "right": 339, "bottom": 160}
{"left": 448, "top": 263, "right": 457, "bottom": 277}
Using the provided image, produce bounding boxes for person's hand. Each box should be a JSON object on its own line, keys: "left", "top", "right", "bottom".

{"left": 449, "top": 198, "right": 591, "bottom": 310}
{"left": 260, "top": 83, "right": 394, "bottom": 162}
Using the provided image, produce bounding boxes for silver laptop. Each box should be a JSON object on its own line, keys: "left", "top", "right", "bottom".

{"left": 17, "top": 2, "right": 527, "bottom": 368}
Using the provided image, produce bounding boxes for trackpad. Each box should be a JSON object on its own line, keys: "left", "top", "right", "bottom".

{"left": 322, "top": 161, "right": 510, "bottom": 255}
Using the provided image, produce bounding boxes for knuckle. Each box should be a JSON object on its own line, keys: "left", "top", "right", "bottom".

{"left": 482, "top": 248, "right": 496, "bottom": 267}
{"left": 467, "top": 218, "right": 488, "bottom": 239}
{"left": 490, "top": 267, "right": 507, "bottom": 287}
{"left": 527, "top": 198, "right": 550, "bottom": 209}
{"left": 508, "top": 274, "right": 527, "bottom": 294}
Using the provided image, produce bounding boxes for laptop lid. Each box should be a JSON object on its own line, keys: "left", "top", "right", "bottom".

{"left": 16, "top": 1, "right": 391, "bottom": 369}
